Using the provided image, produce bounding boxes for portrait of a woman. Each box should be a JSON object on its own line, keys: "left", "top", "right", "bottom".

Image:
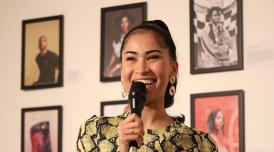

{"left": 208, "top": 109, "right": 228, "bottom": 152}
{"left": 104, "top": 12, "right": 135, "bottom": 78}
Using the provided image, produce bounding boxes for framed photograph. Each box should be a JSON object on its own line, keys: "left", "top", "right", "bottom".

{"left": 21, "top": 15, "right": 64, "bottom": 90}
{"left": 100, "top": 100, "right": 129, "bottom": 116}
{"left": 21, "top": 105, "right": 62, "bottom": 152}
{"left": 190, "top": 0, "right": 243, "bottom": 74}
{"left": 100, "top": 2, "right": 147, "bottom": 82}
{"left": 191, "top": 90, "right": 245, "bottom": 152}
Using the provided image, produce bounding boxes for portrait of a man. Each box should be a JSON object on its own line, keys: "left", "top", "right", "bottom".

{"left": 22, "top": 15, "right": 63, "bottom": 90}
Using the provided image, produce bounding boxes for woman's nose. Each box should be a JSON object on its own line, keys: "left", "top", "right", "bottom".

{"left": 135, "top": 58, "right": 149, "bottom": 75}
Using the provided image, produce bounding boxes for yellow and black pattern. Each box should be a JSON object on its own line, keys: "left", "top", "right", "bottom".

{"left": 77, "top": 113, "right": 218, "bottom": 152}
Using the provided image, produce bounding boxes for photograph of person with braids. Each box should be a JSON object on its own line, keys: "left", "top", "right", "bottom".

{"left": 190, "top": 0, "right": 243, "bottom": 74}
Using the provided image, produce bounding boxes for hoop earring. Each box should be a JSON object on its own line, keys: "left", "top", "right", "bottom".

{"left": 121, "top": 89, "right": 126, "bottom": 98}
{"left": 169, "top": 76, "right": 176, "bottom": 96}
{"left": 121, "top": 81, "right": 127, "bottom": 98}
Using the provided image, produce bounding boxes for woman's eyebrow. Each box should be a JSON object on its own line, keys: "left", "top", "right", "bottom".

{"left": 145, "top": 50, "right": 162, "bottom": 55}
{"left": 123, "top": 51, "right": 137, "bottom": 55}
{"left": 123, "top": 50, "right": 161, "bottom": 55}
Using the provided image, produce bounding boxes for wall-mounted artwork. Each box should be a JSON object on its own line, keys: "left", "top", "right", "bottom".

{"left": 21, "top": 15, "right": 64, "bottom": 90}
{"left": 21, "top": 106, "right": 62, "bottom": 152}
{"left": 190, "top": 0, "right": 243, "bottom": 74}
{"left": 191, "top": 90, "right": 245, "bottom": 152}
{"left": 100, "top": 100, "right": 128, "bottom": 116}
{"left": 100, "top": 2, "right": 147, "bottom": 82}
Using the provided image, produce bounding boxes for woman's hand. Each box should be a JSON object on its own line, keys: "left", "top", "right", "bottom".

{"left": 117, "top": 113, "right": 144, "bottom": 152}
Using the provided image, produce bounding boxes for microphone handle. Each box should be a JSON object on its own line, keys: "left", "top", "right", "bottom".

{"left": 129, "top": 141, "right": 138, "bottom": 152}
{"left": 129, "top": 106, "right": 139, "bottom": 151}
{"left": 128, "top": 94, "right": 145, "bottom": 151}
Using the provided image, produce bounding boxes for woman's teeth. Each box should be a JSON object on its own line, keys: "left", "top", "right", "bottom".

{"left": 136, "top": 80, "right": 155, "bottom": 85}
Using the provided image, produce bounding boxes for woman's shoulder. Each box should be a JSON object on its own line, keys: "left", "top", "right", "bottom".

{"left": 173, "top": 117, "right": 218, "bottom": 151}
{"left": 81, "top": 113, "right": 127, "bottom": 127}
{"left": 188, "top": 127, "right": 218, "bottom": 151}
{"left": 77, "top": 113, "right": 128, "bottom": 151}
{"left": 79, "top": 113, "right": 128, "bottom": 136}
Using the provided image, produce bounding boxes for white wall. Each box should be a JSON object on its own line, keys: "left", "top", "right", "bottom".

{"left": 0, "top": 0, "right": 274, "bottom": 151}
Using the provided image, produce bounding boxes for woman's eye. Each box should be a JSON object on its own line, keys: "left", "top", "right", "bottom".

{"left": 126, "top": 57, "right": 136, "bottom": 61}
{"left": 147, "top": 55, "right": 160, "bottom": 60}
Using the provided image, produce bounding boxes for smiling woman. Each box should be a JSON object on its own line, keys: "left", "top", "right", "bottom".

{"left": 76, "top": 20, "right": 218, "bottom": 152}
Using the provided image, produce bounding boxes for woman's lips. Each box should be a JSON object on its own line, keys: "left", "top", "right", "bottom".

{"left": 134, "top": 79, "right": 156, "bottom": 85}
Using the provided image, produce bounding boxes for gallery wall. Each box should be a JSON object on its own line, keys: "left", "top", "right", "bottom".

{"left": 0, "top": 0, "right": 274, "bottom": 151}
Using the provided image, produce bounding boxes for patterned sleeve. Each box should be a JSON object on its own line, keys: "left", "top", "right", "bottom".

{"left": 194, "top": 131, "right": 218, "bottom": 152}
{"left": 76, "top": 115, "right": 100, "bottom": 152}
{"left": 200, "top": 132, "right": 218, "bottom": 152}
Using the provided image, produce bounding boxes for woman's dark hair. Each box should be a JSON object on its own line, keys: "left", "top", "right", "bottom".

{"left": 207, "top": 7, "right": 223, "bottom": 22}
{"left": 207, "top": 109, "right": 224, "bottom": 133}
{"left": 120, "top": 20, "right": 177, "bottom": 108}
{"left": 113, "top": 12, "right": 135, "bottom": 43}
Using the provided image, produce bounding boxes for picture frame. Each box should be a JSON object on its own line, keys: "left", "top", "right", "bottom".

{"left": 191, "top": 90, "right": 245, "bottom": 152}
{"left": 100, "top": 2, "right": 147, "bottom": 82}
{"left": 21, "top": 15, "right": 64, "bottom": 90}
{"left": 190, "top": 0, "right": 243, "bottom": 74}
{"left": 21, "top": 105, "right": 63, "bottom": 152}
{"left": 100, "top": 100, "right": 128, "bottom": 116}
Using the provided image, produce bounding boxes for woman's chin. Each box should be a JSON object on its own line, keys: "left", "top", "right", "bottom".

{"left": 144, "top": 94, "right": 163, "bottom": 107}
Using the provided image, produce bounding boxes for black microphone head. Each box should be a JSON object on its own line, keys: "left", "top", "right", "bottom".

{"left": 129, "top": 81, "right": 146, "bottom": 96}
{"left": 128, "top": 81, "right": 147, "bottom": 116}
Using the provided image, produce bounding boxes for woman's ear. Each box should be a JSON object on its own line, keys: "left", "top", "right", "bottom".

{"left": 170, "top": 61, "right": 178, "bottom": 77}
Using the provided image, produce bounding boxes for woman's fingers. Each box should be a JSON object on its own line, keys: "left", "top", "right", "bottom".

{"left": 118, "top": 127, "right": 144, "bottom": 137}
{"left": 120, "top": 121, "right": 143, "bottom": 131}
{"left": 118, "top": 122, "right": 144, "bottom": 137}
{"left": 118, "top": 113, "right": 145, "bottom": 149}
{"left": 118, "top": 133, "right": 144, "bottom": 145}
{"left": 124, "top": 127, "right": 144, "bottom": 136}
{"left": 122, "top": 113, "right": 140, "bottom": 124}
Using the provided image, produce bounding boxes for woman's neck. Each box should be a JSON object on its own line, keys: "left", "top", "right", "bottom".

{"left": 140, "top": 102, "right": 173, "bottom": 130}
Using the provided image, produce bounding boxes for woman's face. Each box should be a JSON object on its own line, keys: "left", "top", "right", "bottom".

{"left": 121, "top": 31, "right": 177, "bottom": 106}
{"left": 214, "top": 111, "right": 224, "bottom": 130}
{"left": 120, "top": 16, "right": 130, "bottom": 33}
{"left": 211, "top": 10, "right": 222, "bottom": 24}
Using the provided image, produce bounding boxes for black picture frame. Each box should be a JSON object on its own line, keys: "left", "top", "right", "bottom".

{"left": 190, "top": 0, "right": 243, "bottom": 74}
{"left": 21, "top": 15, "right": 64, "bottom": 90}
{"left": 100, "top": 100, "right": 128, "bottom": 116}
{"left": 21, "top": 105, "right": 63, "bottom": 152}
{"left": 191, "top": 90, "right": 245, "bottom": 152}
{"left": 100, "top": 2, "right": 147, "bottom": 82}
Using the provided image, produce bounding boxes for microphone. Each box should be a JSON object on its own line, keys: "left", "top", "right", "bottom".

{"left": 128, "top": 81, "right": 146, "bottom": 152}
